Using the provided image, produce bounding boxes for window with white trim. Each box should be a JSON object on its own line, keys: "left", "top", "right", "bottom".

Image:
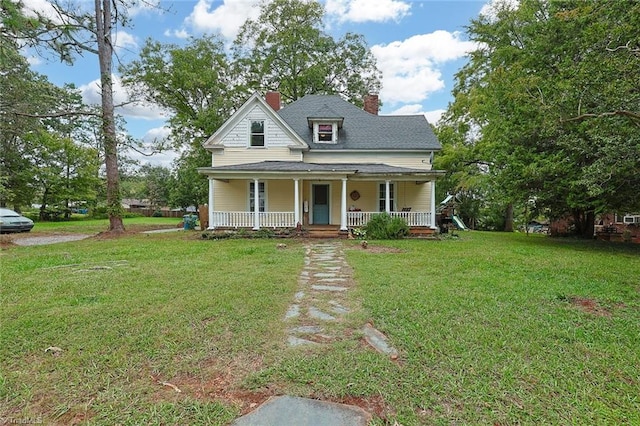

{"left": 314, "top": 122, "right": 337, "bottom": 143}
{"left": 249, "top": 181, "right": 265, "bottom": 212}
{"left": 250, "top": 120, "right": 265, "bottom": 147}
{"left": 378, "top": 183, "right": 395, "bottom": 212}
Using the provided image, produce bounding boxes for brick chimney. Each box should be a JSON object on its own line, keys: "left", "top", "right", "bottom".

{"left": 363, "top": 94, "right": 379, "bottom": 115}
{"left": 265, "top": 91, "right": 281, "bottom": 111}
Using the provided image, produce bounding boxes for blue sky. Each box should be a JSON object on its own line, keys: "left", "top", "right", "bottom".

{"left": 24, "top": 0, "right": 498, "bottom": 166}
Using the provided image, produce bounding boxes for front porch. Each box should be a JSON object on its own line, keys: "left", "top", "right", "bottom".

{"left": 200, "top": 208, "right": 436, "bottom": 236}
{"left": 198, "top": 161, "right": 444, "bottom": 233}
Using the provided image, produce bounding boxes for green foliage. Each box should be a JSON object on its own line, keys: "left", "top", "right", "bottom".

{"left": 232, "top": 0, "right": 381, "bottom": 105}
{"left": 364, "top": 212, "right": 409, "bottom": 239}
{"left": 439, "top": 0, "right": 640, "bottom": 237}
{"left": 121, "top": 36, "right": 235, "bottom": 150}
{"left": 350, "top": 227, "right": 367, "bottom": 239}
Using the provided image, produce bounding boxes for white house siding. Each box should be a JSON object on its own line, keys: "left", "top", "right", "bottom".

{"left": 220, "top": 105, "right": 298, "bottom": 149}
{"left": 304, "top": 151, "right": 432, "bottom": 170}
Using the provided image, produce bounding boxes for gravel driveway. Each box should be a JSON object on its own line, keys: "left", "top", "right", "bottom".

{"left": 10, "top": 234, "right": 94, "bottom": 246}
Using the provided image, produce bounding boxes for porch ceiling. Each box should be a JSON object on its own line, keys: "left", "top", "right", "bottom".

{"left": 197, "top": 160, "right": 445, "bottom": 181}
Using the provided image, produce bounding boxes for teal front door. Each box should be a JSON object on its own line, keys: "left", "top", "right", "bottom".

{"left": 312, "top": 184, "right": 330, "bottom": 224}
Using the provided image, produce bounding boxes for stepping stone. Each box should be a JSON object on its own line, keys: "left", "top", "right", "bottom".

{"left": 284, "top": 304, "right": 300, "bottom": 319}
{"left": 288, "top": 336, "right": 318, "bottom": 347}
{"left": 329, "top": 301, "right": 350, "bottom": 314}
{"left": 294, "top": 291, "right": 305, "bottom": 301}
{"left": 318, "top": 277, "right": 347, "bottom": 283}
{"left": 291, "top": 325, "right": 324, "bottom": 334}
{"left": 363, "top": 324, "right": 399, "bottom": 358}
{"left": 232, "top": 395, "right": 370, "bottom": 426}
{"left": 312, "top": 285, "right": 348, "bottom": 292}
{"left": 314, "top": 272, "right": 338, "bottom": 278}
{"left": 309, "top": 306, "right": 336, "bottom": 321}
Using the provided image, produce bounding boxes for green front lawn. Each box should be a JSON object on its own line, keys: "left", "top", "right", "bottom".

{"left": 1, "top": 231, "right": 638, "bottom": 424}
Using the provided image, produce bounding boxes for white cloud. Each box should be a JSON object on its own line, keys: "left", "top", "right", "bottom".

{"left": 113, "top": 31, "right": 138, "bottom": 53}
{"left": 142, "top": 126, "right": 172, "bottom": 145}
{"left": 164, "top": 28, "right": 190, "bottom": 39}
{"left": 21, "top": 0, "right": 65, "bottom": 24}
{"left": 185, "top": 0, "right": 262, "bottom": 40}
{"left": 372, "top": 30, "right": 477, "bottom": 105}
{"left": 325, "top": 0, "right": 410, "bottom": 23}
{"left": 78, "top": 75, "right": 168, "bottom": 121}
{"left": 128, "top": 0, "right": 162, "bottom": 17}
{"left": 479, "top": 0, "right": 520, "bottom": 21}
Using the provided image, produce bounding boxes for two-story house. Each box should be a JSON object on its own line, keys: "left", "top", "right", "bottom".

{"left": 197, "top": 92, "right": 444, "bottom": 236}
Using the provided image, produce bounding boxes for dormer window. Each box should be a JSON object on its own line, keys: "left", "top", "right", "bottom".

{"left": 318, "top": 124, "right": 333, "bottom": 142}
{"left": 313, "top": 122, "right": 338, "bottom": 144}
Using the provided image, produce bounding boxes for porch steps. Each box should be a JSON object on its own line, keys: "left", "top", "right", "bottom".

{"left": 409, "top": 227, "right": 437, "bottom": 237}
{"left": 305, "top": 226, "right": 346, "bottom": 239}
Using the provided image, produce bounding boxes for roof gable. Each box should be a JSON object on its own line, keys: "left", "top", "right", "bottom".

{"left": 277, "top": 95, "right": 441, "bottom": 151}
{"left": 202, "top": 92, "right": 308, "bottom": 150}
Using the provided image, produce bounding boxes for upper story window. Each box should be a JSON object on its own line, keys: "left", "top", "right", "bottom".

{"left": 250, "top": 120, "right": 265, "bottom": 147}
{"left": 314, "top": 122, "right": 338, "bottom": 144}
{"left": 318, "top": 124, "right": 333, "bottom": 142}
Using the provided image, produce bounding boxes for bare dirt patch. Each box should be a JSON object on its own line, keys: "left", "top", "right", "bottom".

{"left": 149, "top": 355, "right": 274, "bottom": 415}
{"left": 335, "top": 394, "right": 392, "bottom": 421}
{"left": 569, "top": 296, "right": 612, "bottom": 317}
{"left": 348, "top": 244, "right": 406, "bottom": 254}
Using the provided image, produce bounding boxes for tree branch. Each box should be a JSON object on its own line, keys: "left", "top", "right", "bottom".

{"left": 562, "top": 110, "right": 640, "bottom": 123}
{"left": 13, "top": 110, "right": 101, "bottom": 118}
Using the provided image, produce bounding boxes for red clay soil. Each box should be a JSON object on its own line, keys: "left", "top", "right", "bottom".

{"left": 569, "top": 296, "right": 612, "bottom": 317}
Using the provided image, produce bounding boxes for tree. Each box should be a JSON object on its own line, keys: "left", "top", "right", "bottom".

{"left": 439, "top": 0, "right": 640, "bottom": 237}
{"left": 168, "top": 149, "right": 208, "bottom": 211}
{"left": 0, "top": 40, "right": 84, "bottom": 210}
{"left": 3, "top": 0, "right": 137, "bottom": 232}
{"left": 232, "top": 0, "right": 381, "bottom": 105}
{"left": 122, "top": 36, "right": 235, "bottom": 149}
{"left": 25, "top": 130, "right": 100, "bottom": 219}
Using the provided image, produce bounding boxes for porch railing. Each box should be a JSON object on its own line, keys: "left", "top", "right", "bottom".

{"left": 211, "top": 211, "right": 432, "bottom": 229}
{"left": 347, "top": 211, "right": 432, "bottom": 227}
{"left": 212, "top": 211, "right": 295, "bottom": 228}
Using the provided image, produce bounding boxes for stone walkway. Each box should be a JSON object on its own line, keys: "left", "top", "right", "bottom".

{"left": 233, "top": 241, "right": 399, "bottom": 425}
{"left": 284, "top": 242, "right": 357, "bottom": 347}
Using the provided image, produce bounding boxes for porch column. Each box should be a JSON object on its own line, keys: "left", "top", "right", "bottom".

{"left": 253, "top": 179, "right": 260, "bottom": 230}
{"left": 385, "top": 180, "right": 391, "bottom": 213}
{"left": 294, "top": 178, "right": 300, "bottom": 226}
{"left": 430, "top": 180, "right": 437, "bottom": 229}
{"left": 208, "top": 177, "right": 215, "bottom": 230}
{"left": 340, "top": 178, "right": 347, "bottom": 231}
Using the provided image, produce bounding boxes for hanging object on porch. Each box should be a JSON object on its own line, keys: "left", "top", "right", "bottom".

{"left": 350, "top": 190, "right": 360, "bottom": 201}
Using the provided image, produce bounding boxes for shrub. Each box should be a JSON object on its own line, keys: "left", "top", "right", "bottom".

{"left": 364, "top": 213, "right": 409, "bottom": 240}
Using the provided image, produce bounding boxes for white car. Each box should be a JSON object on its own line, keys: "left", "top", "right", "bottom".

{"left": 0, "top": 208, "right": 35, "bottom": 233}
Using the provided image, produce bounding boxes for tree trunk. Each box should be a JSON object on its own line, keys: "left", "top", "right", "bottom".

{"left": 95, "top": 0, "right": 124, "bottom": 233}
{"left": 504, "top": 203, "right": 514, "bottom": 232}
{"left": 572, "top": 209, "right": 595, "bottom": 239}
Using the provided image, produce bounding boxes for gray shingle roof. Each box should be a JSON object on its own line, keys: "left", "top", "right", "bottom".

{"left": 277, "top": 95, "right": 441, "bottom": 151}
{"left": 203, "top": 161, "right": 444, "bottom": 178}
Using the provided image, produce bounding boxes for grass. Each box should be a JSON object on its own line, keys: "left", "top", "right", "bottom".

{"left": 1, "top": 229, "right": 639, "bottom": 424}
